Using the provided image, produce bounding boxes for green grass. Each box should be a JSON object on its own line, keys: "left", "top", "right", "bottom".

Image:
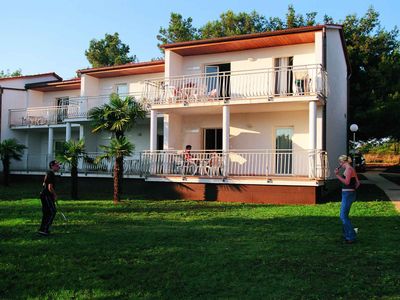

{"left": 1, "top": 183, "right": 399, "bottom": 299}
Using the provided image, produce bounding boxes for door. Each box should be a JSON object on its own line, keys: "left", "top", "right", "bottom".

{"left": 56, "top": 97, "right": 69, "bottom": 123}
{"left": 274, "top": 57, "right": 293, "bottom": 95}
{"left": 205, "top": 63, "right": 230, "bottom": 99}
{"left": 275, "top": 127, "right": 293, "bottom": 175}
{"left": 204, "top": 128, "right": 222, "bottom": 150}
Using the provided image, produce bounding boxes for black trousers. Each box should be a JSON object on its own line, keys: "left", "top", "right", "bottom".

{"left": 39, "top": 193, "right": 57, "bottom": 233}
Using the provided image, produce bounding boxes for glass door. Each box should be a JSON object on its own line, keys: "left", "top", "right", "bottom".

{"left": 275, "top": 127, "right": 293, "bottom": 175}
{"left": 56, "top": 97, "right": 69, "bottom": 123}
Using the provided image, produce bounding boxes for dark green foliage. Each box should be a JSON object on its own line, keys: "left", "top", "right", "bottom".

{"left": 0, "top": 139, "right": 26, "bottom": 186}
{"left": 85, "top": 32, "right": 137, "bottom": 67}
{"left": 0, "top": 69, "right": 22, "bottom": 78}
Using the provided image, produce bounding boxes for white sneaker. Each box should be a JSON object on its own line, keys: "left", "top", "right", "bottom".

{"left": 354, "top": 228, "right": 359, "bottom": 234}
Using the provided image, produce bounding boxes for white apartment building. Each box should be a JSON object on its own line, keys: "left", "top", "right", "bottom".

{"left": 1, "top": 25, "right": 349, "bottom": 204}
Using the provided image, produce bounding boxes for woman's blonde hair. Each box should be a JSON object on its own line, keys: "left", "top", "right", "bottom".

{"left": 338, "top": 155, "right": 352, "bottom": 163}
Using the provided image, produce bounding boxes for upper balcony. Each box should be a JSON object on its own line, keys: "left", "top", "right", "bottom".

{"left": 143, "top": 64, "right": 327, "bottom": 108}
{"left": 8, "top": 92, "right": 146, "bottom": 127}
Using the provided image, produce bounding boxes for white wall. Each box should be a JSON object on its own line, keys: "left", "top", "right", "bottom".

{"left": 326, "top": 28, "right": 348, "bottom": 177}
{"left": 166, "top": 110, "right": 310, "bottom": 151}
{"left": 165, "top": 50, "right": 184, "bottom": 77}
{"left": 42, "top": 90, "right": 81, "bottom": 106}
{"left": 81, "top": 74, "right": 99, "bottom": 96}
{"left": 175, "top": 43, "right": 315, "bottom": 76}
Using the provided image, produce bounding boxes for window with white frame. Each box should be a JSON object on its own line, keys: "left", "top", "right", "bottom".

{"left": 115, "top": 83, "right": 128, "bottom": 97}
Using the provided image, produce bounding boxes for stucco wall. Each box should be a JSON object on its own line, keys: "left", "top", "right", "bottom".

{"left": 326, "top": 28, "right": 348, "bottom": 177}
{"left": 165, "top": 110, "right": 310, "bottom": 151}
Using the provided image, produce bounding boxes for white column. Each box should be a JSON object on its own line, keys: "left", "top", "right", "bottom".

{"left": 48, "top": 127, "right": 54, "bottom": 155}
{"left": 163, "top": 114, "right": 169, "bottom": 150}
{"left": 309, "top": 101, "right": 317, "bottom": 150}
{"left": 309, "top": 100, "right": 317, "bottom": 178}
{"left": 66, "top": 122, "right": 71, "bottom": 141}
{"left": 222, "top": 105, "right": 230, "bottom": 176}
{"left": 79, "top": 125, "right": 84, "bottom": 140}
{"left": 150, "top": 110, "right": 157, "bottom": 151}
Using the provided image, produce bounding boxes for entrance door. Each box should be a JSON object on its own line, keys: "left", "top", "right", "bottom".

{"left": 275, "top": 127, "right": 293, "bottom": 175}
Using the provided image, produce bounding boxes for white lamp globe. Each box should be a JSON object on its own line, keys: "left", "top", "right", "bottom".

{"left": 350, "top": 124, "right": 359, "bottom": 132}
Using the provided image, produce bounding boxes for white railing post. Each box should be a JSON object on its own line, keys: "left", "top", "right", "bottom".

{"left": 223, "top": 105, "right": 230, "bottom": 176}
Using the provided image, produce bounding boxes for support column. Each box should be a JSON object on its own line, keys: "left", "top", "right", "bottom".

{"left": 222, "top": 105, "right": 230, "bottom": 176}
{"left": 66, "top": 122, "right": 71, "bottom": 141}
{"left": 48, "top": 127, "right": 54, "bottom": 155}
{"left": 79, "top": 125, "right": 84, "bottom": 140}
{"left": 309, "top": 101, "right": 317, "bottom": 150}
{"left": 309, "top": 100, "right": 317, "bottom": 178}
{"left": 150, "top": 110, "right": 157, "bottom": 151}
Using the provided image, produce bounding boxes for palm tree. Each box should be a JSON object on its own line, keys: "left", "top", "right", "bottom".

{"left": 0, "top": 139, "right": 27, "bottom": 186}
{"left": 88, "top": 93, "right": 146, "bottom": 192}
{"left": 96, "top": 137, "right": 134, "bottom": 204}
{"left": 89, "top": 93, "right": 146, "bottom": 139}
{"left": 56, "top": 139, "right": 89, "bottom": 199}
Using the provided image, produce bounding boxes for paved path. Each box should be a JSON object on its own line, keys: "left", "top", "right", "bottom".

{"left": 363, "top": 171, "right": 400, "bottom": 212}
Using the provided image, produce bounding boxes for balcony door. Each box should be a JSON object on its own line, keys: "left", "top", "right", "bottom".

{"left": 274, "top": 57, "right": 293, "bottom": 96}
{"left": 205, "top": 63, "right": 230, "bottom": 99}
{"left": 56, "top": 97, "right": 69, "bottom": 123}
{"left": 203, "top": 128, "right": 222, "bottom": 150}
{"left": 275, "top": 127, "right": 293, "bottom": 175}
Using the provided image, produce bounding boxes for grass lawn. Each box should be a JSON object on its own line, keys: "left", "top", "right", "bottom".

{"left": 1, "top": 182, "right": 399, "bottom": 299}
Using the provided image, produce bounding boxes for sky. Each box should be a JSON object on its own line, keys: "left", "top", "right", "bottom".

{"left": 0, "top": 0, "right": 398, "bottom": 80}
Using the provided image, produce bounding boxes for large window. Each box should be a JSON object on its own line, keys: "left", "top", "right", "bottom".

{"left": 205, "top": 63, "right": 231, "bottom": 99}
{"left": 55, "top": 97, "right": 69, "bottom": 123}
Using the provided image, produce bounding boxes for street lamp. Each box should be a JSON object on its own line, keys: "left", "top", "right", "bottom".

{"left": 350, "top": 124, "right": 359, "bottom": 167}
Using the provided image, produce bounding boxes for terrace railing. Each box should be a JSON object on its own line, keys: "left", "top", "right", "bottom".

{"left": 143, "top": 64, "right": 328, "bottom": 106}
{"left": 10, "top": 149, "right": 329, "bottom": 180}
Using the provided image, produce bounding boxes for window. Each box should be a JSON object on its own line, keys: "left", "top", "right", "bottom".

{"left": 203, "top": 128, "right": 222, "bottom": 150}
{"left": 205, "top": 63, "right": 230, "bottom": 99}
{"left": 115, "top": 84, "right": 128, "bottom": 96}
{"left": 55, "top": 97, "right": 69, "bottom": 123}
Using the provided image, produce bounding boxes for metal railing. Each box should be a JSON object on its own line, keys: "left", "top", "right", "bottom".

{"left": 143, "top": 64, "right": 328, "bottom": 106}
{"left": 10, "top": 149, "right": 329, "bottom": 180}
{"left": 9, "top": 105, "right": 80, "bottom": 127}
{"left": 8, "top": 92, "right": 146, "bottom": 127}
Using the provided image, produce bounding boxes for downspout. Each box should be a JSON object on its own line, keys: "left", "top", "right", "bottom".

{"left": 0, "top": 86, "right": 3, "bottom": 141}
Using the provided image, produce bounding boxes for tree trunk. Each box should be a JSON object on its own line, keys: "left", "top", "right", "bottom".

{"left": 113, "top": 157, "right": 122, "bottom": 204}
{"left": 71, "top": 166, "right": 78, "bottom": 199}
{"left": 2, "top": 159, "right": 10, "bottom": 186}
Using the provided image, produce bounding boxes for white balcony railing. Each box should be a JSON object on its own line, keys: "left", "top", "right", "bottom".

{"left": 9, "top": 105, "right": 80, "bottom": 127}
{"left": 10, "top": 149, "right": 329, "bottom": 180}
{"left": 8, "top": 92, "right": 146, "bottom": 127}
{"left": 143, "top": 64, "right": 328, "bottom": 106}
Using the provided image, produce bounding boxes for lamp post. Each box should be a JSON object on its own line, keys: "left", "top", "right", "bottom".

{"left": 350, "top": 124, "right": 358, "bottom": 167}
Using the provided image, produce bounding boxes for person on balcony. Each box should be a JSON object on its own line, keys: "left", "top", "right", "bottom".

{"left": 184, "top": 145, "right": 193, "bottom": 161}
{"left": 334, "top": 155, "right": 360, "bottom": 244}
{"left": 38, "top": 160, "right": 60, "bottom": 236}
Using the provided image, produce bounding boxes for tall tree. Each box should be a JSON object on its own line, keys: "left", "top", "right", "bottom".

{"left": 157, "top": 12, "right": 199, "bottom": 51}
{"left": 85, "top": 33, "right": 136, "bottom": 68}
{"left": 0, "top": 139, "right": 26, "bottom": 186}
{"left": 0, "top": 69, "right": 22, "bottom": 78}
{"left": 96, "top": 137, "right": 134, "bottom": 204}
{"left": 56, "top": 139, "right": 89, "bottom": 199}
{"left": 199, "top": 10, "right": 267, "bottom": 39}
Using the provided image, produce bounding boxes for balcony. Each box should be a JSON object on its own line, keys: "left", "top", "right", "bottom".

{"left": 8, "top": 92, "right": 146, "bottom": 127}
{"left": 10, "top": 149, "right": 329, "bottom": 181}
{"left": 9, "top": 105, "right": 80, "bottom": 127}
{"left": 143, "top": 64, "right": 327, "bottom": 107}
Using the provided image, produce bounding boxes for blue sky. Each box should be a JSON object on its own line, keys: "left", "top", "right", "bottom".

{"left": 0, "top": 0, "right": 398, "bottom": 79}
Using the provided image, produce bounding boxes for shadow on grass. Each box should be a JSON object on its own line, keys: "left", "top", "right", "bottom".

{"left": 1, "top": 203, "right": 399, "bottom": 299}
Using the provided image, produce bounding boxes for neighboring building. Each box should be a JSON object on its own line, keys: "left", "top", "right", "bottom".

{"left": 1, "top": 25, "right": 349, "bottom": 204}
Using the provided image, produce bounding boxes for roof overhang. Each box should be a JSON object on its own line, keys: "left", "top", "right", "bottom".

{"left": 78, "top": 61, "right": 165, "bottom": 78}
{"left": 26, "top": 79, "right": 81, "bottom": 92}
{"left": 162, "top": 26, "right": 325, "bottom": 56}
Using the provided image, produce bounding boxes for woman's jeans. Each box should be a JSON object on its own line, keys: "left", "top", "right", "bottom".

{"left": 340, "top": 191, "right": 357, "bottom": 241}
